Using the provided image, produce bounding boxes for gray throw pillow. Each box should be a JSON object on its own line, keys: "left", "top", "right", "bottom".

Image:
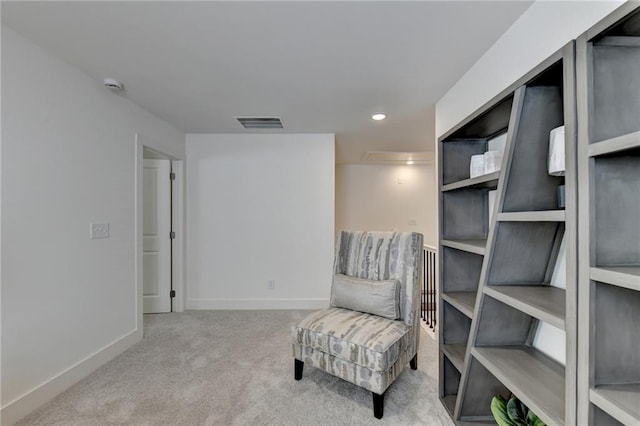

{"left": 331, "top": 274, "right": 400, "bottom": 320}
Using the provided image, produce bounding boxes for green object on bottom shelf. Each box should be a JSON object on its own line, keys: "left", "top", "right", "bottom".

{"left": 491, "top": 395, "right": 515, "bottom": 426}
{"left": 491, "top": 395, "right": 546, "bottom": 426}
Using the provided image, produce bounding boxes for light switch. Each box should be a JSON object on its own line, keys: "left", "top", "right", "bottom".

{"left": 408, "top": 218, "right": 417, "bottom": 226}
{"left": 90, "top": 223, "right": 110, "bottom": 239}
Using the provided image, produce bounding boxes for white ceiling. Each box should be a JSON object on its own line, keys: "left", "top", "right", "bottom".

{"left": 2, "top": 1, "right": 532, "bottom": 163}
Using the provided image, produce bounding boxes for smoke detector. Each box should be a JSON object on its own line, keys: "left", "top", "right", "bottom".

{"left": 103, "top": 78, "right": 124, "bottom": 92}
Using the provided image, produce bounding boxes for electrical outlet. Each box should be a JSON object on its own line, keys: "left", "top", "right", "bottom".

{"left": 90, "top": 223, "right": 110, "bottom": 239}
{"left": 268, "top": 280, "right": 276, "bottom": 290}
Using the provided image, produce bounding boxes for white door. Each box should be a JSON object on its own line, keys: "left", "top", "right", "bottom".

{"left": 143, "top": 159, "right": 172, "bottom": 313}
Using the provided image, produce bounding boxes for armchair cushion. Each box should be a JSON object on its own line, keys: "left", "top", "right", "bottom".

{"left": 291, "top": 307, "right": 411, "bottom": 373}
{"left": 331, "top": 274, "right": 400, "bottom": 320}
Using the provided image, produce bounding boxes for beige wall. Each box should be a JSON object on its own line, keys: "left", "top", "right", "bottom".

{"left": 335, "top": 164, "right": 437, "bottom": 246}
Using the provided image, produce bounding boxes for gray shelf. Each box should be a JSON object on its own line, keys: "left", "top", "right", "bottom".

{"left": 441, "top": 172, "right": 500, "bottom": 192}
{"left": 484, "top": 285, "right": 565, "bottom": 330}
{"left": 497, "top": 210, "right": 565, "bottom": 222}
{"left": 588, "top": 130, "right": 640, "bottom": 157}
{"left": 441, "top": 239, "right": 486, "bottom": 256}
{"left": 590, "top": 266, "right": 640, "bottom": 292}
{"left": 472, "top": 346, "right": 565, "bottom": 426}
{"left": 442, "top": 292, "right": 476, "bottom": 319}
{"left": 442, "top": 343, "right": 466, "bottom": 373}
{"left": 590, "top": 384, "right": 640, "bottom": 425}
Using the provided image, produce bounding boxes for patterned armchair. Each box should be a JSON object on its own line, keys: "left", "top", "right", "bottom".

{"left": 291, "top": 231, "right": 424, "bottom": 419}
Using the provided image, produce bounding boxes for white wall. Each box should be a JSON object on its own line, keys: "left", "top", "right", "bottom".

{"left": 186, "top": 134, "right": 335, "bottom": 310}
{"left": 1, "top": 27, "right": 184, "bottom": 424}
{"left": 335, "top": 164, "right": 437, "bottom": 247}
{"left": 436, "top": 0, "right": 624, "bottom": 138}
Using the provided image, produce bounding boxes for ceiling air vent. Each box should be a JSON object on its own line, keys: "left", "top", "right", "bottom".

{"left": 235, "top": 117, "right": 284, "bottom": 129}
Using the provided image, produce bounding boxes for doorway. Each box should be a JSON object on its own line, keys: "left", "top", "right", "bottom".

{"left": 142, "top": 150, "right": 172, "bottom": 313}
{"left": 135, "top": 136, "right": 185, "bottom": 331}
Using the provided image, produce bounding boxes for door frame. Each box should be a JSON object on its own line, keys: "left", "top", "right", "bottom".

{"left": 135, "top": 134, "right": 186, "bottom": 331}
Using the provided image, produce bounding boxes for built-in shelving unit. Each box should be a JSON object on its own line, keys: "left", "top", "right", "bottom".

{"left": 438, "top": 42, "right": 577, "bottom": 425}
{"left": 576, "top": 3, "right": 640, "bottom": 425}
{"left": 438, "top": 4, "right": 640, "bottom": 425}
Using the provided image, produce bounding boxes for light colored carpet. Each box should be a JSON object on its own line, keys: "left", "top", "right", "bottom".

{"left": 16, "top": 311, "right": 455, "bottom": 425}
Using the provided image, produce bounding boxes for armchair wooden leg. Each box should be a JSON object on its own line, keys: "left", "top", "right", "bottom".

{"left": 372, "top": 392, "right": 384, "bottom": 419}
{"left": 294, "top": 359, "right": 304, "bottom": 380}
{"left": 410, "top": 354, "right": 418, "bottom": 370}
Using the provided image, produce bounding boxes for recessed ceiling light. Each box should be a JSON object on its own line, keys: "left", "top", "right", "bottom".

{"left": 406, "top": 160, "right": 414, "bottom": 165}
{"left": 371, "top": 113, "right": 386, "bottom": 121}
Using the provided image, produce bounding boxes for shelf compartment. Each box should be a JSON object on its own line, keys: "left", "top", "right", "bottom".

{"left": 441, "top": 239, "right": 486, "bottom": 256}
{"left": 444, "top": 95, "right": 513, "bottom": 142}
{"left": 488, "top": 221, "right": 563, "bottom": 285}
{"left": 472, "top": 346, "right": 565, "bottom": 426}
{"left": 594, "top": 155, "right": 640, "bottom": 267}
{"left": 593, "top": 282, "right": 640, "bottom": 386}
{"left": 590, "top": 384, "right": 640, "bottom": 425}
{"left": 590, "top": 266, "right": 640, "bottom": 292}
{"left": 442, "top": 343, "right": 466, "bottom": 373}
{"left": 475, "top": 295, "right": 536, "bottom": 347}
{"left": 443, "top": 300, "right": 472, "bottom": 345}
{"left": 441, "top": 355, "right": 461, "bottom": 420}
{"left": 502, "top": 86, "right": 565, "bottom": 212}
{"left": 442, "top": 292, "right": 476, "bottom": 319}
{"left": 442, "top": 246, "right": 484, "bottom": 293}
{"left": 497, "top": 210, "right": 565, "bottom": 222}
{"left": 591, "top": 43, "right": 640, "bottom": 143}
{"left": 441, "top": 395, "right": 457, "bottom": 418}
{"left": 442, "top": 189, "right": 489, "bottom": 241}
{"left": 442, "top": 139, "right": 487, "bottom": 185}
{"left": 588, "top": 130, "right": 640, "bottom": 157}
{"left": 458, "top": 356, "right": 509, "bottom": 422}
{"left": 442, "top": 172, "right": 500, "bottom": 192}
{"left": 484, "top": 285, "right": 565, "bottom": 330}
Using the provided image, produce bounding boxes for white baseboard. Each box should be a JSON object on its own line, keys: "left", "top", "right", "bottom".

{"left": 1, "top": 328, "right": 142, "bottom": 426}
{"left": 186, "top": 298, "right": 330, "bottom": 310}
